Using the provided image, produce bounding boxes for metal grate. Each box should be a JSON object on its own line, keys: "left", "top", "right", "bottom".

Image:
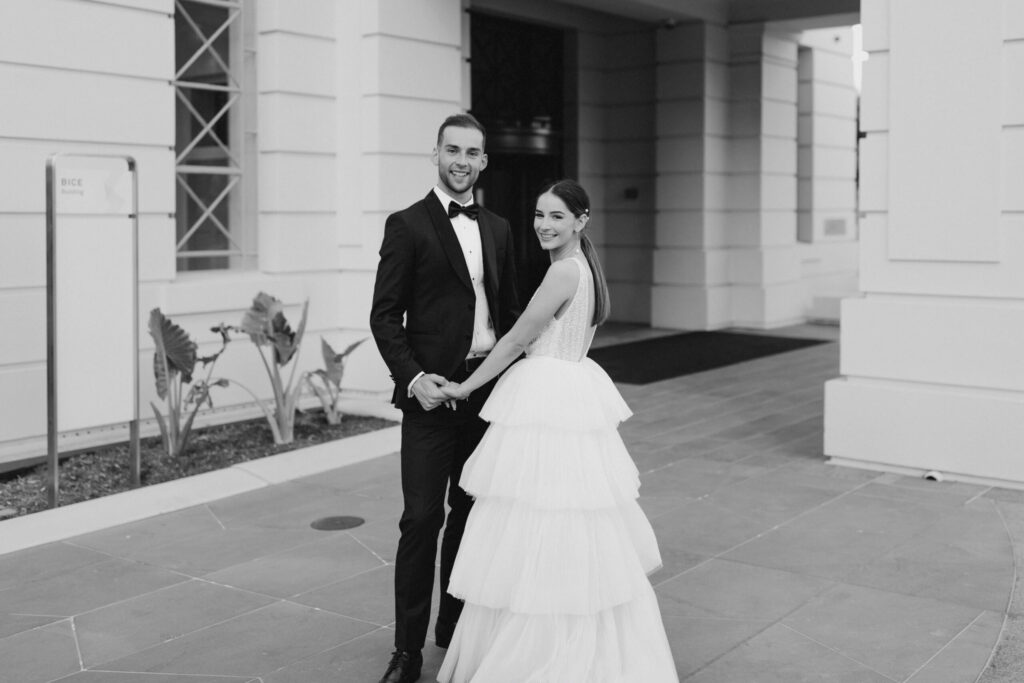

{"left": 173, "top": 0, "right": 254, "bottom": 271}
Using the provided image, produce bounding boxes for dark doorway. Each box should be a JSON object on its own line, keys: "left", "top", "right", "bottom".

{"left": 469, "top": 11, "right": 574, "bottom": 303}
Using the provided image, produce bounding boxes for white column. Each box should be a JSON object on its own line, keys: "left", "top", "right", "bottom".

{"left": 652, "top": 22, "right": 732, "bottom": 329}
{"left": 579, "top": 28, "right": 657, "bottom": 325}
{"left": 796, "top": 27, "right": 860, "bottom": 320}
{"left": 796, "top": 29, "right": 857, "bottom": 244}
{"left": 258, "top": 0, "right": 337, "bottom": 274}
{"left": 825, "top": 0, "right": 1024, "bottom": 485}
{"left": 725, "top": 24, "right": 803, "bottom": 328}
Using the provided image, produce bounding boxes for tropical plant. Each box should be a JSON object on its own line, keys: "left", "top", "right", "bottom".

{"left": 305, "top": 337, "right": 367, "bottom": 424}
{"left": 148, "top": 309, "right": 229, "bottom": 459}
{"left": 231, "top": 292, "right": 309, "bottom": 445}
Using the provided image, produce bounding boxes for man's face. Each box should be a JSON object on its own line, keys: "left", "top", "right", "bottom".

{"left": 433, "top": 125, "right": 487, "bottom": 200}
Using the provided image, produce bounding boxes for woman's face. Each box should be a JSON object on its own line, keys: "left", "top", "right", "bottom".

{"left": 534, "top": 191, "right": 583, "bottom": 257}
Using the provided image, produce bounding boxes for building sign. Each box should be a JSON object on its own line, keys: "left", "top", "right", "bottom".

{"left": 54, "top": 166, "right": 133, "bottom": 215}
{"left": 46, "top": 154, "right": 138, "bottom": 434}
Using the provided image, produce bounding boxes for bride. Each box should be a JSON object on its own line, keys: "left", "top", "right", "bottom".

{"left": 436, "top": 179, "right": 679, "bottom": 682}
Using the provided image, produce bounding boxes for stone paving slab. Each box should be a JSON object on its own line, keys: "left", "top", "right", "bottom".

{"left": 97, "top": 600, "right": 378, "bottom": 678}
{"left": 0, "top": 329, "right": 1020, "bottom": 682}
{"left": 686, "top": 622, "right": 897, "bottom": 683}
{"left": 0, "top": 620, "right": 81, "bottom": 683}
{"left": 73, "top": 579, "right": 275, "bottom": 668}
{"left": 908, "top": 609, "right": 1005, "bottom": 683}
{"left": 784, "top": 583, "right": 984, "bottom": 681}
{"left": 0, "top": 555, "right": 185, "bottom": 617}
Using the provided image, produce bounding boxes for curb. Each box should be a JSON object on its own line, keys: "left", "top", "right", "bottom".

{"left": 0, "top": 426, "right": 402, "bottom": 556}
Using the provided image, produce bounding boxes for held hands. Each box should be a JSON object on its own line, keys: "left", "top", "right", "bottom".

{"left": 410, "top": 373, "right": 451, "bottom": 411}
{"left": 440, "top": 382, "right": 471, "bottom": 403}
{"left": 410, "top": 374, "right": 472, "bottom": 411}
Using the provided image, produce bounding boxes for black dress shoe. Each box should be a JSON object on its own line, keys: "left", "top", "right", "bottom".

{"left": 434, "top": 619, "right": 456, "bottom": 649}
{"left": 378, "top": 649, "right": 422, "bottom": 683}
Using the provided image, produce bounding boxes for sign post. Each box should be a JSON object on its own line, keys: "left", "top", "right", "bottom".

{"left": 45, "top": 154, "right": 140, "bottom": 507}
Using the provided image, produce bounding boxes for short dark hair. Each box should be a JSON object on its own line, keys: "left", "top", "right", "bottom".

{"left": 436, "top": 113, "right": 487, "bottom": 149}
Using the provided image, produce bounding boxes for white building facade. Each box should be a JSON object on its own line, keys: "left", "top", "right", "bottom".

{"left": 825, "top": 0, "right": 1024, "bottom": 487}
{"left": 0, "top": 0, "right": 881, "bottom": 472}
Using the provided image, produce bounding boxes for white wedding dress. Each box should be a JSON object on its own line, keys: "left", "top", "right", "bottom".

{"left": 437, "top": 255, "right": 679, "bottom": 683}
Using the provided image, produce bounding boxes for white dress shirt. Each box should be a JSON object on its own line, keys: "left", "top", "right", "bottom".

{"left": 408, "top": 187, "right": 496, "bottom": 396}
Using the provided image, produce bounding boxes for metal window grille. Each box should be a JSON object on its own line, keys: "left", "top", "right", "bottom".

{"left": 174, "top": 0, "right": 255, "bottom": 271}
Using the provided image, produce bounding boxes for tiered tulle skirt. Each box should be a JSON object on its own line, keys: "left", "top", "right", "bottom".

{"left": 437, "top": 356, "right": 679, "bottom": 683}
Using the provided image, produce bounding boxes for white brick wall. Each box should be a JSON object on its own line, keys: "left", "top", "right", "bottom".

{"left": 0, "top": 1, "right": 181, "bottom": 455}
{"left": 579, "top": 24, "right": 657, "bottom": 325}
{"left": 826, "top": 0, "right": 1024, "bottom": 486}
{"left": 0, "top": 0, "right": 409, "bottom": 461}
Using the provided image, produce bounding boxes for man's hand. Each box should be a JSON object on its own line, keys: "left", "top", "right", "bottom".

{"left": 411, "top": 373, "right": 450, "bottom": 411}
{"left": 439, "top": 381, "right": 470, "bottom": 411}
{"left": 440, "top": 382, "right": 470, "bottom": 401}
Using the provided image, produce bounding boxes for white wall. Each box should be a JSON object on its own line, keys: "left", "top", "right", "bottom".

{"left": 1, "top": 0, "right": 662, "bottom": 463}
{"left": 0, "top": 0, "right": 402, "bottom": 465}
{"left": 0, "top": 0, "right": 868, "bottom": 463}
{"left": 824, "top": 0, "right": 1024, "bottom": 486}
{"left": 795, "top": 26, "right": 860, "bottom": 320}
{"left": 259, "top": 0, "right": 339, "bottom": 275}
{"left": 730, "top": 27, "right": 803, "bottom": 328}
{"left": 0, "top": 0, "right": 176, "bottom": 457}
{"left": 796, "top": 28, "right": 858, "bottom": 244}
{"left": 579, "top": 27, "right": 657, "bottom": 324}
{"left": 653, "top": 22, "right": 809, "bottom": 330}
{"left": 651, "top": 22, "right": 731, "bottom": 329}
{"left": 331, "top": 0, "right": 465, "bottom": 391}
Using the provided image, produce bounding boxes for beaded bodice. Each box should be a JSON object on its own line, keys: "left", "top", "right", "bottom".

{"left": 525, "top": 256, "right": 596, "bottom": 362}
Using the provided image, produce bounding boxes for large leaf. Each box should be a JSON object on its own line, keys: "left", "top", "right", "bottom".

{"left": 151, "top": 352, "right": 169, "bottom": 400}
{"left": 148, "top": 308, "right": 197, "bottom": 396}
{"left": 276, "top": 299, "right": 309, "bottom": 366}
{"left": 270, "top": 311, "right": 297, "bottom": 365}
{"left": 198, "top": 323, "right": 232, "bottom": 366}
{"left": 321, "top": 337, "right": 366, "bottom": 388}
{"left": 235, "top": 294, "right": 307, "bottom": 368}
{"left": 270, "top": 299, "right": 308, "bottom": 366}
{"left": 237, "top": 293, "right": 309, "bottom": 366}
{"left": 237, "top": 291, "right": 284, "bottom": 346}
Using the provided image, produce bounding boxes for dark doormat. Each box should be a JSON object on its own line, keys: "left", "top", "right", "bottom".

{"left": 587, "top": 331, "right": 829, "bottom": 385}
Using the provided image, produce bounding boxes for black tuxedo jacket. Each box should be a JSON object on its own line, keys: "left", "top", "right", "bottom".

{"left": 370, "top": 191, "right": 520, "bottom": 411}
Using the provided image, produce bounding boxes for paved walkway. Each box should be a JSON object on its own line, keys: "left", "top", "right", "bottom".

{"left": 1, "top": 326, "right": 1021, "bottom": 682}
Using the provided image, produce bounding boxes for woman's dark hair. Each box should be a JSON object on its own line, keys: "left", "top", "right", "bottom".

{"left": 537, "top": 179, "right": 610, "bottom": 326}
{"left": 436, "top": 113, "right": 487, "bottom": 148}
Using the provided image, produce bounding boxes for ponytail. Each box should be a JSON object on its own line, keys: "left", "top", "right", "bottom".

{"left": 580, "top": 232, "right": 610, "bottom": 326}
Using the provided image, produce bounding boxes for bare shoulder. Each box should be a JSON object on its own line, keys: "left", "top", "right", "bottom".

{"left": 540, "top": 258, "right": 581, "bottom": 295}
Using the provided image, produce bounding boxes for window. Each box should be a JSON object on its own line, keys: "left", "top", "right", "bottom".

{"left": 174, "top": 0, "right": 256, "bottom": 271}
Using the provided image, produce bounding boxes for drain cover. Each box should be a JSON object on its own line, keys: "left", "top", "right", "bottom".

{"left": 310, "top": 516, "right": 365, "bottom": 531}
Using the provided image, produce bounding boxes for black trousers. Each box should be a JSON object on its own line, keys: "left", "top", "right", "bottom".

{"left": 393, "top": 360, "right": 493, "bottom": 652}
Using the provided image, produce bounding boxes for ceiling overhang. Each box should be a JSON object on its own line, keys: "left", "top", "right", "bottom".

{"left": 548, "top": 0, "right": 860, "bottom": 26}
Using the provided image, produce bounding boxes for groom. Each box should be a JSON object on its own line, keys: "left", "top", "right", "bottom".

{"left": 369, "top": 113, "right": 520, "bottom": 683}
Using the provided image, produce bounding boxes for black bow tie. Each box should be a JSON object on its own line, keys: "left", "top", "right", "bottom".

{"left": 448, "top": 201, "right": 479, "bottom": 220}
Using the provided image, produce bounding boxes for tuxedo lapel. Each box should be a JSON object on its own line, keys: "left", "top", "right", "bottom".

{"left": 424, "top": 192, "right": 473, "bottom": 292}
{"left": 477, "top": 211, "right": 500, "bottom": 316}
